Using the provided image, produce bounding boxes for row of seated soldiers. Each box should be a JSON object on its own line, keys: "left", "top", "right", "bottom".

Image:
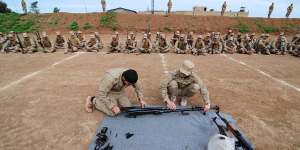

{"left": 0, "top": 31, "right": 103, "bottom": 54}
{"left": 1, "top": 30, "right": 299, "bottom": 57}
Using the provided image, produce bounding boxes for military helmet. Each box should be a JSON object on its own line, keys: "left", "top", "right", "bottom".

{"left": 179, "top": 60, "right": 194, "bottom": 76}
{"left": 129, "top": 32, "right": 134, "bottom": 35}
{"left": 23, "top": 33, "right": 28, "bottom": 37}
{"left": 42, "top": 32, "right": 47, "bottom": 37}
{"left": 8, "top": 34, "right": 13, "bottom": 38}
{"left": 69, "top": 31, "right": 75, "bottom": 35}
{"left": 56, "top": 31, "right": 61, "bottom": 35}
{"left": 280, "top": 32, "right": 284, "bottom": 36}
{"left": 176, "top": 31, "right": 180, "bottom": 35}
{"left": 77, "top": 31, "right": 82, "bottom": 34}
{"left": 143, "top": 34, "right": 147, "bottom": 38}
{"left": 198, "top": 35, "right": 203, "bottom": 39}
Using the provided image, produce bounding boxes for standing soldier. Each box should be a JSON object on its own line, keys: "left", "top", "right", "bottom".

{"left": 286, "top": 4, "right": 293, "bottom": 18}
{"left": 223, "top": 37, "right": 237, "bottom": 54}
{"left": 22, "top": 33, "right": 37, "bottom": 53}
{"left": 86, "top": 35, "right": 101, "bottom": 52}
{"left": 167, "top": 0, "right": 172, "bottom": 15}
{"left": 21, "top": 0, "right": 27, "bottom": 14}
{"left": 186, "top": 32, "right": 194, "bottom": 49}
{"left": 108, "top": 35, "right": 121, "bottom": 54}
{"left": 94, "top": 32, "right": 104, "bottom": 49}
{"left": 1, "top": 34, "right": 20, "bottom": 53}
{"left": 160, "top": 60, "right": 211, "bottom": 111}
{"left": 170, "top": 31, "right": 180, "bottom": 47}
{"left": 41, "top": 32, "right": 54, "bottom": 53}
{"left": 124, "top": 36, "right": 137, "bottom": 53}
{"left": 268, "top": 2, "right": 274, "bottom": 19}
{"left": 53, "top": 32, "right": 66, "bottom": 52}
{"left": 157, "top": 34, "right": 169, "bottom": 53}
{"left": 138, "top": 34, "right": 152, "bottom": 54}
{"left": 274, "top": 33, "right": 287, "bottom": 55}
{"left": 66, "top": 31, "right": 81, "bottom": 54}
{"left": 221, "top": 1, "right": 227, "bottom": 16}
{"left": 101, "top": 0, "right": 106, "bottom": 12}
{"left": 175, "top": 34, "right": 188, "bottom": 54}
{"left": 192, "top": 35, "right": 206, "bottom": 56}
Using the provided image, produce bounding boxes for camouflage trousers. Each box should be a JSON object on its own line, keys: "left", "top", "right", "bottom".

{"left": 139, "top": 48, "right": 151, "bottom": 53}
{"left": 167, "top": 80, "right": 200, "bottom": 101}
{"left": 93, "top": 91, "right": 132, "bottom": 116}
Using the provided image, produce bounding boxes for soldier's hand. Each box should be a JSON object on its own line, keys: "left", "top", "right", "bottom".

{"left": 111, "top": 106, "right": 121, "bottom": 115}
{"left": 166, "top": 100, "right": 176, "bottom": 110}
{"left": 204, "top": 103, "right": 210, "bottom": 112}
{"left": 140, "top": 100, "right": 146, "bottom": 108}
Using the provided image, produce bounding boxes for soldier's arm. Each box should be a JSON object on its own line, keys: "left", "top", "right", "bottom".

{"left": 160, "top": 74, "right": 173, "bottom": 102}
{"left": 193, "top": 74, "right": 210, "bottom": 105}
{"left": 95, "top": 75, "right": 116, "bottom": 109}
{"left": 132, "top": 82, "right": 144, "bottom": 101}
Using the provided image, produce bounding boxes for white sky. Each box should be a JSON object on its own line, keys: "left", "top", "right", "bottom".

{"left": 3, "top": 0, "right": 300, "bottom": 18}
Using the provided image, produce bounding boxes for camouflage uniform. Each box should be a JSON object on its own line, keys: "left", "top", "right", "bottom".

{"left": 286, "top": 4, "right": 293, "bottom": 18}
{"left": 53, "top": 32, "right": 66, "bottom": 52}
{"left": 268, "top": 3, "right": 274, "bottom": 19}
{"left": 170, "top": 31, "right": 180, "bottom": 47}
{"left": 192, "top": 35, "right": 206, "bottom": 56}
{"left": 139, "top": 35, "right": 152, "bottom": 54}
{"left": 40, "top": 32, "right": 54, "bottom": 53}
{"left": 257, "top": 34, "right": 271, "bottom": 55}
{"left": 223, "top": 37, "right": 237, "bottom": 54}
{"left": 1, "top": 34, "right": 21, "bottom": 53}
{"left": 175, "top": 35, "right": 188, "bottom": 54}
{"left": 240, "top": 36, "right": 255, "bottom": 55}
{"left": 86, "top": 35, "right": 101, "bottom": 52}
{"left": 76, "top": 31, "right": 86, "bottom": 48}
{"left": 209, "top": 34, "right": 222, "bottom": 54}
{"left": 157, "top": 34, "right": 169, "bottom": 53}
{"left": 125, "top": 36, "right": 137, "bottom": 53}
{"left": 66, "top": 31, "right": 81, "bottom": 54}
{"left": 92, "top": 68, "right": 143, "bottom": 116}
{"left": 0, "top": 32, "right": 6, "bottom": 50}
{"left": 94, "top": 32, "right": 104, "bottom": 49}
{"left": 274, "top": 33, "right": 287, "bottom": 55}
{"left": 108, "top": 35, "right": 121, "bottom": 53}
{"left": 290, "top": 32, "right": 300, "bottom": 56}
{"left": 203, "top": 33, "right": 212, "bottom": 49}
{"left": 22, "top": 33, "right": 37, "bottom": 53}
{"left": 153, "top": 32, "right": 161, "bottom": 51}
{"left": 160, "top": 60, "right": 210, "bottom": 106}
{"left": 235, "top": 33, "right": 245, "bottom": 52}
{"left": 187, "top": 32, "right": 194, "bottom": 49}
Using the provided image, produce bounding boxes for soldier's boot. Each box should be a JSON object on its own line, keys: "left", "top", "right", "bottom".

{"left": 180, "top": 97, "right": 188, "bottom": 106}
{"left": 265, "top": 49, "right": 271, "bottom": 55}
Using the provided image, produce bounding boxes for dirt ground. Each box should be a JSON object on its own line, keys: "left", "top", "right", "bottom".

{"left": 31, "top": 13, "right": 300, "bottom": 35}
{"left": 0, "top": 34, "right": 300, "bottom": 150}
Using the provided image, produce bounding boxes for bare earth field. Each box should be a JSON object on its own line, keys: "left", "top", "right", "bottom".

{"left": 0, "top": 35, "right": 300, "bottom": 150}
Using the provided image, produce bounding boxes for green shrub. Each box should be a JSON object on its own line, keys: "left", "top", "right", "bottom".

{"left": 83, "top": 22, "right": 93, "bottom": 30}
{"left": 281, "top": 23, "right": 299, "bottom": 32}
{"left": 48, "top": 18, "right": 60, "bottom": 27}
{"left": 256, "top": 22, "right": 278, "bottom": 33}
{"left": 0, "top": 13, "right": 39, "bottom": 33}
{"left": 68, "top": 21, "right": 79, "bottom": 31}
{"left": 100, "top": 12, "right": 119, "bottom": 30}
{"left": 232, "top": 23, "right": 251, "bottom": 33}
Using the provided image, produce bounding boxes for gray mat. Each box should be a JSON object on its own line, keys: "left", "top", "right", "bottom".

{"left": 88, "top": 108, "right": 239, "bottom": 150}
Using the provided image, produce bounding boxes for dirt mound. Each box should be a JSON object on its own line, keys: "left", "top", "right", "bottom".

{"left": 27, "top": 13, "right": 300, "bottom": 35}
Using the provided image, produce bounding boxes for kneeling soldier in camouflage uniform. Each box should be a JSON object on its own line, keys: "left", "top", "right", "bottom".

{"left": 223, "top": 37, "right": 237, "bottom": 54}
{"left": 160, "top": 60, "right": 211, "bottom": 112}
{"left": 1, "top": 34, "right": 21, "bottom": 53}
{"left": 192, "top": 35, "right": 207, "bottom": 56}
{"left": 85, "top": 68, "right": 146, "bottom": 116}
{"left": 157, "top": 34, "right": 169, "bottom": 53}
{"left": 76, "top": 31, "right": 86, "bottom": 48}
{"left": 86, "top": 34, "right": 101, "bottom": 52}
{"left": 170, "top": 31, "right": 180, "bottom": 47}
{"left": 22, "top": 33, "right": 37, "bottom": 53}
{"left": 125, "top": 36, "right": 137, "bottom": 53}
{"left": 138, "top": 34, "right": 152, "bottom": 54}
{"left": 66, "top": 31, "right": 81, "bottom": 54}
{"left": 40, "top": 32, "right": 54, "bottom": 53}
{"left": 209, "top": 34, "right": 222, "bottom": 54}
{"left": 94, "top": 32, "right": 104, "bottom": 49}
{"left": 108, "top": 35, "right": 121, "bottom": 54}
{"left": 241, "top": 36, "right": 255, "bottom": 55}
{"left": 53, "top": 32, "right": 66, "bottom": 52}
{"left": 187, "top": 32, "right": 194, "bottom": 49}
{"left": 175, "top": 34, "right": 188, "bottom": 54}
{"left": 274, "top": 33, "right": 287, "bottom": 55}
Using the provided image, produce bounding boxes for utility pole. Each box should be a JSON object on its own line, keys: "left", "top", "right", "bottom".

{"left": 151, "top": 0, "right": 154, "bottom": 14}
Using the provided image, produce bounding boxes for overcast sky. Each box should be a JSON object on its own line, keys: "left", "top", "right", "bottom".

{"left": 3, "top": 0, "right": 299, "bottom": 18}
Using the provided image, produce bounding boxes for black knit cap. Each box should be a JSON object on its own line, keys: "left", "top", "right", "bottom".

{"left": 122, "top": 69, "right": 138, "bottom": 84}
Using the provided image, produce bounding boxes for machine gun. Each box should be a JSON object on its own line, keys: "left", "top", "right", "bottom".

{"left": 213, "top": 107, "right": 254, "bottom": 150}
{"left": 122, "top": 105, "right": 219, "bottom": 118}
{"left": 16, "top": 33, "right": 25, "bottom": 54}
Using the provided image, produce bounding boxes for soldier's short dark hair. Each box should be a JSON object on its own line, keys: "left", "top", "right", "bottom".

{"left": 122, "top": 69, "right": 138, "bottom": 84}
